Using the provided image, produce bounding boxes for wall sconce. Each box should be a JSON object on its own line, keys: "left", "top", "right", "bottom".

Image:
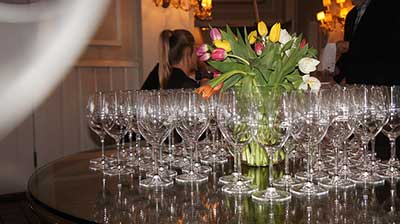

{"left": 153, "top": 0, "right": 213, "bottom": 20}
{"left": 316, "top": 0, "right": 353, "bottom": 32}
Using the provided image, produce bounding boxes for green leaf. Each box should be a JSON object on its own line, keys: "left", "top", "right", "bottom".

{"left": 281, "top": 39, "right": 295, "bottom": 53}
{"left": 208, "top": 61, "right": 250, "bottom": 73}
{"left": 220, "top": 74, "right": 242, "bottom": 92}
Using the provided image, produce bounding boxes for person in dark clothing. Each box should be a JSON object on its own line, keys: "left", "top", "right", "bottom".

{"left": 334, "top": 0, "right": 400, "bottom": 85}
{"left": 141, "top": 29, "right": 202, "bottom": 90}
{"left": 334, "top": 0, "right": 400, "bottom": 160}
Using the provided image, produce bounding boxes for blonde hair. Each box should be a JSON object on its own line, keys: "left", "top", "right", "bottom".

{"left": 158, "top": 29, "right": 195, "bottom": 88}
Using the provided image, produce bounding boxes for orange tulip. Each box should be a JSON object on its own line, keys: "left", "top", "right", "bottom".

{"left": 195, "top": 83, "right": 224, "bottom": 99}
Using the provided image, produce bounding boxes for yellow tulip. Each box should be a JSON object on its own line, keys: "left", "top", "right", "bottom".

{"left": 248, "top": 30, "right": 257, "bottom": 44}
{"left": 214, "top": 40, "right": 232, "bottom": 52}
{"left": 269, "top": 23, "right": 281, "bottom": 43}
{"left": 257, "top": 21, "right": 268, "bottom": 37}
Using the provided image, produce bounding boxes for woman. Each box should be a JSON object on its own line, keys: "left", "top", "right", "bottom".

{"left": 141, "top": 29, "right": 201, "bottom": 90}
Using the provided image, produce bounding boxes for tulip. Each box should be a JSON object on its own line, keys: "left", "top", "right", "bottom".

{"left": 196, "top": 44, "right": 209, "bottom": 56}
{"left": 279, "top": 29, "right": 291, "bottom": 45}
{"left": 213, "top": 40, "right": 232, "bottom": 52}
{"left": 248, "top": 30, "right": 257, "bottom": 44}
{"left": 298, "top": 57, "right": 320, "bottom": 74}
{"left": 210, "top": 28, "right": 222, "bottom": 41}
{"left": 254, "top": 42, "right": 264, "bottom": 56}
{"left": 199, "top": 52, "right": 211, "bottom": 62}
{"left": 211, "top": 48, "right": 227, "bottom": 61}
{"left": 213, "top": 71, "right": 220, "bottom": 78}
{"left": 269, "top": 23, "right": 281, "bottom": 43}
{"left": 300, "top": 38, "right": 307, "bottom": 49}
{"left": 195, "top": 83, "right": 224, "bottom": 100}
{"left": 257, "top": 21, "right": 268, "bottom": 37}
{"left": 298, "top": 74, "right": 321, "bottom": 91}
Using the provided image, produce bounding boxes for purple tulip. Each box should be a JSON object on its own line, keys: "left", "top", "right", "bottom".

{"left": 210, "top": 28, "right": 222, "bottom": 41}
{"left": 255, "top": 42, "right": 264, "bottom": 56}
{"left": 199, "top": 52, "right": 211, "bottom": 62}
{"left": 196, "top": 44, "right": 209, "bottom": 57}
{"left": 211, "top": 48, "right": 227, "bottom": 61}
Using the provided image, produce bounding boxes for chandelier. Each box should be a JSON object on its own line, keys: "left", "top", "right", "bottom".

{"left": 316, "top": 0, "right": 353, "bottom": 32}
{"left": 153, "top": 0, "right": 212, "bottom": 20}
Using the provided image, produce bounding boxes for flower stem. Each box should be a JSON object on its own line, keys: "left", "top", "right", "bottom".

{"left": 227, "top": 54, "right": 250, "bottom": 65}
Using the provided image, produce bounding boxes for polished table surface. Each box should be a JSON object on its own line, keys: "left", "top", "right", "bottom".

{"left": 27, "top": 150, "right": 400, "bottom": 223}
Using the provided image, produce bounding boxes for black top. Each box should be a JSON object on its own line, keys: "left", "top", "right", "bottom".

{"left": 335, "top": 0, "right": 400, "bottom": 85}
{"left": 141, "top": 64, "right": 200, "bottom": 90}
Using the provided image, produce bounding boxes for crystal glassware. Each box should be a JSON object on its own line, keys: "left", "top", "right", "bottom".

{"left": 251, "top": 88, "right": 292, "bottom": 202}
{"left": 217, "top": 88, "right": 256, "bottom": 194}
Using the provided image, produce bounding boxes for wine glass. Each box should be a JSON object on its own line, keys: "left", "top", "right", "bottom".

{"left": 201, "top": 93, "right": 228, "bottom": 165}
{"left": 348, "top": 85, "right": 387, "bottom": 184}
{"left": 319, "top": 85, "right": 356, "bottom": 189}
{"left": 175, "top": 90, "right": 210, "bottom": 183}
{"left": 103, "top": 91, "right": 134, "bottom": 176}
{"left": 217, "top": 88, "right": 256, "bottom": 194}
{"left": 251, "top": 88, "right": 292, "bottom": 202}
{"left": 87, "top": 91, "right": 115, "bottom": 170}
{"left": 137, "top": 90, "right": 174, "bottom": 187}
{"left": 290, "top": 89, "right": 331, "bottom": 196}
{"left": 378, "top": 85, "right": 400, "bottom": 178}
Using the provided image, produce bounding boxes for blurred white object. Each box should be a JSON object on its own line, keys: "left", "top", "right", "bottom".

{"left": 319, "top": 43, "right": 336, "bottom": 73}
{"left": 0, "top": 0, "right": 109, "bottom": 139}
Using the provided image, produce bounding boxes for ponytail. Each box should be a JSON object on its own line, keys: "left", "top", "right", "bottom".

{"left": 159, "top": 30, "right": 173, "bottom": 89}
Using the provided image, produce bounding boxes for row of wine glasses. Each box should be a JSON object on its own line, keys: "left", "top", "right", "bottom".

{"left": 87, "top": 85, "right": 400, "bottom": 203}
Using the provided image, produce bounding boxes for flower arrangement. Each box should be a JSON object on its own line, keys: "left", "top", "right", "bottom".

{"left": 196, "top": 21, "right": 321, "bottom": 166}
{"left": 196, "top": 21, "right": 321, "bottom": 99}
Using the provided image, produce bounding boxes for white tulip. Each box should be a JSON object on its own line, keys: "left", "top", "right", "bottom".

{"left": 298, "top": 57, "right": 320, "bottom": 74}
{"left": 279, "top": 29, "right": 291, "bottom": 45}
{"left": 298, "top": 74, "right": 321, "bottom": 91}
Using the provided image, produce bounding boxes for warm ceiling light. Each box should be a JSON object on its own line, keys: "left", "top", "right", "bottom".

{"left": 322, "top": 0, "right": 331, "bottom": 7}
{"left": 317, "top": 11, "right": 326, "bottom": 21}
{"left": 317, "top": 0, "right": 353, "bottom": 32}
{"left": 152, "top": 0, "right": 212, "bottom": 20}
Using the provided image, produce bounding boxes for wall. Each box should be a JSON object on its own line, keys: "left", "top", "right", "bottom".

{"left": 0, "top": 0, "right": 141, "bottom": 195}
{"left": 140, "top": 0, "right": 194, "bottom": 79}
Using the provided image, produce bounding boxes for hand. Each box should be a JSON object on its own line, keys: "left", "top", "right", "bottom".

{"left": 336, "top": 41, "right": 349, "bottom": 55}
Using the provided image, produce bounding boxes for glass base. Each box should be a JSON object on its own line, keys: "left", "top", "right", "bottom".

{"left": 182, "top": 163, "right": 212, "bottom": 174}
{"left": 89, "top": 163, "right": 109, "bottom": 171}
{"left": 348, "top": 171, "right": 385, "bottom": 185}
{"left": 273, "top": 175, "right": 302, "bottom": 188}
{"left": 163, "top": 154, "right": 175, "bottom": 163}
{"left": 221, "top": 181, "right": 256, "bottom": 195}
{"left": 295, "top": 171, "right": 328, "bottom": 181}
{"left": 103, "top": 165, "right": 135, "bottom": 176}
{"left": 290, "top": 181, "right": 328, "bottom": 196}
{"left": 139, "top": 175, "right": 173, "bottom": 188}
{"left": 200, "top": 154, "right": 228, "bottom": 165}
{"left": 337, "top": 165, "right": 354, "bottom": 176}
{"left": 90, "top": 156, "right": 116, "bottom": 165}
{"left": 318, "top": 175, "right": 356, "bottom": 189}
{"left": 376, "top": 167, "right": 400, "bottom": 179}
{"left": 252, "top": 187, "right": 291, "bottom": 202}
{"left": 378, "top": 160, "right": 400, "bottom": 168}
{"left": 146, "top": 167, "right": 177, "bottom": 178}
{"left": 219, "top": 173, "right": 252, "bottom": 185}
{"left": 172, "top": 158, "right": 190, "bottom": 169}
{"left": 175, "top": 171, "right": 208, "bottom": 183}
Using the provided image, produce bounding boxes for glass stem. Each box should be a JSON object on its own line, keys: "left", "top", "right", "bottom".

{"left": 334, "top": 141, "right": 339, "bottom": 177}
{"left": 371, "top": 138, "right": 376, "bottom": 165}
{"left": 389, "top": 139, "right": 396, "bottom": 166}
{"left": 284, "top": 147, "right": 290, "bottom": 176}
{"left": 100, "top": 137, "right": 105, "bottom": 160}
{"left": 211, "top": 130, "right": 217, "bottom": 156}
{"left": 153, "top": 145, "right": 159, "bottom": 174}
{"left": 159, "top": 142, "right": 163, "bottom": 165}
{"left": 116, "top": 141, "right": 121, "bottom": 168}
{"left": 362, "top": 142, "right": 369, "bottom": 172}
{"left": 136, "top": 133, "right": 142, "bottom": 164}
{"left": 306, "top": 143, "right": 312, "bottom": 184}
{"left": 235, "top": 148, "right": 242, "bottom": 175}
{"left": 128, "top": 131, "right": 133, "bottom": 158}
{"left": 189, "top": 145, "right": 194, "bottom": 172}
{"left": 268, "top": 149, "right": 274, "bottom": 188}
